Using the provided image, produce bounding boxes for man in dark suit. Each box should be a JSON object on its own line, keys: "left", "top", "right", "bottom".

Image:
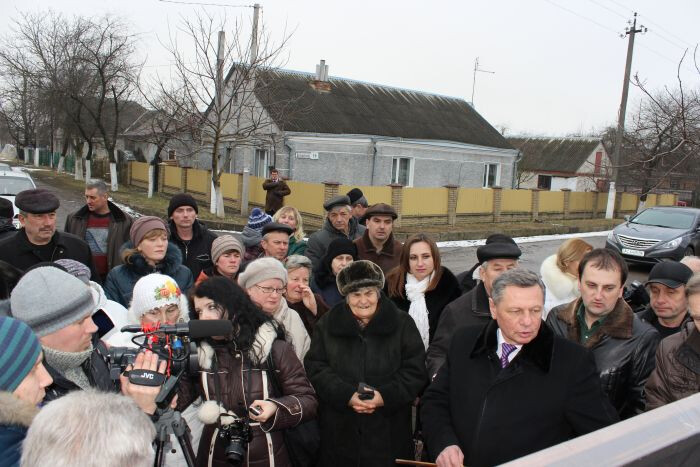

{"left": 421, "top": 269, "right": 618, "bottom": 467}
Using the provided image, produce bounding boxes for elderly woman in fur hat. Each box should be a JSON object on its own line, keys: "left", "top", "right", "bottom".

{"left": 177, "top": 277, "right": 317, "bottom": 467}
{"left": 304, "top": 260, "right": 427, "bottom": 467}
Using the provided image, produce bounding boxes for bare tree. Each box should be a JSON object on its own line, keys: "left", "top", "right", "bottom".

{"left": 158, "top": 10, "right": 291, "bottom": 217}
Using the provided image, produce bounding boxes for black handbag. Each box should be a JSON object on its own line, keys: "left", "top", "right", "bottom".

{"left": 265, "top": 353, "right": 321, "bottom": 467}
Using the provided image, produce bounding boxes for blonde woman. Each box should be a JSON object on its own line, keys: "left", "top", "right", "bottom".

{"left": 273, "top": 206, "right": 307, "bottom": 256}
{"left": 540, "top": 238, "right": 593, "bottom": 317}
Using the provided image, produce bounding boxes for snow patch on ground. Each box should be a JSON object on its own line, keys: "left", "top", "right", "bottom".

{"left": 111, "top": 200, "right": 143, "bottom": 219}
{"left": 437, "top": 230, "right": 611, "bottom": 249}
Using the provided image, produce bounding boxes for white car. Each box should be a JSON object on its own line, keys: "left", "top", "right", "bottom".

{"left": 0, "top": 169, "right": 37, "bottom": 228}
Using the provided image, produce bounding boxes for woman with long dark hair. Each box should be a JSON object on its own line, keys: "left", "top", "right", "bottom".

{"left": 385, "top": 234, "right": 461, "bottom": 349}
{"left": 177, "top": 277, "right": 317, "bottom": 467}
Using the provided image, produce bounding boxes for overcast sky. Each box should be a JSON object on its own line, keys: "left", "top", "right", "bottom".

{"left": 2, "top": 0, "right": 699, "bottom": 137}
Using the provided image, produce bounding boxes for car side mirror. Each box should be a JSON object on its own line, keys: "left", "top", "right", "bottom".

{"left": 624, "top": 215, "right": 630, "bottom": 221}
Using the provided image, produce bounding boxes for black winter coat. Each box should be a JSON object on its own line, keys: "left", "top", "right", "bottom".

{"left": 386, "top": 267, "right": 461, "bottom": 343}
{"left": 304, "top": 295, "right": 428, "bottom": 467}
{"left": 421, "top": 320, "right": 619, "bottom": 467}
{"left": 0, "top": 229, "right": 97, "bottom": 280}
{"left": 426, "top": 281, "right": 491, "bottom": 378}
{"left": 546, "top": 298, "right": 661, "bottom": 419}
{"left": 64, "top": 201, "right": 133, "bottom": 274}
{"left": 305, "top": 218, "right": 365, "bottom": 271}
{"left": 169, "top": 219, "right": 217, "bottom": 280}
{"left": 103, "top": 242, "right": 194, "bottom": 307}
{"left": 43, "top": 335, "right": 116, "bottom": 402}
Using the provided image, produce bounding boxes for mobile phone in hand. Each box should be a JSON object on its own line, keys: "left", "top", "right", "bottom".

{"left": 249, "top": 405, "right": 263, "bottom": 416}
{"left": 357, "top": 382, "right": 375, "bottom": 400}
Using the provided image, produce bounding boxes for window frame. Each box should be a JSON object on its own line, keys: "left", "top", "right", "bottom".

{"left": 482, "top": 162, "right": 500, "bottom": 188}
{"left": 391, "top": 157, "right": 414, "bottom": 187}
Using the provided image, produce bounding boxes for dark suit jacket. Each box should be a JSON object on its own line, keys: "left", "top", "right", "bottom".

{"left": 421, "top": 320, "right": 619, "bottom": 467}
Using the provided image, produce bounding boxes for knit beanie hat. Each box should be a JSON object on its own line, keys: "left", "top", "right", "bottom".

{"left": 211, "top": 235, "right": 244, "bottom": 264}
{"left": 238, "top": 257, "right": 288, "bottom": 290}
{"left": 130, "top": 216, "right": 169, "bottom": 247}
{"left": 323, "top": 238, "right": 358, "bottom": 268}
{"left": 128, "top": 273, "right": 188, "bottom": 324}
{"left": 11, "top": 267, "right": 95, "bottom": 337}
{"left": 246, "top": 208, "right": 272, "bottom": 232}
{"left": 0, "top": 197, "right": 13, "bottom": 219}
{"left": 336, "top": 260, "right": 385, "bottom": 296}
{"left": 0, "top": 316, "right": 42, "bottom": 392}
{"left": 168, "top": 193, "right": 199, "bottom": 218}
{"left": 54, "top": 259, "right": 91, "bottom": 284}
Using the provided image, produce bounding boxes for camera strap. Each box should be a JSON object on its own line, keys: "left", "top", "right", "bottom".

{"left": 127, "top": 369, "right": 166, "bottom": 387}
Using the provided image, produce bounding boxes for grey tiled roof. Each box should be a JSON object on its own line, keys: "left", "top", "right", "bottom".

{"left": 253, "top": 69, "right": 513, "bottom": 149}
{"left": 508, "top": 137, "right": 601, "bottom": 173}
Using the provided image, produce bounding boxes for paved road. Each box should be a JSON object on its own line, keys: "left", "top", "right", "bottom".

{"left": 30, "top": 167, "right": 650, "bottom": 285}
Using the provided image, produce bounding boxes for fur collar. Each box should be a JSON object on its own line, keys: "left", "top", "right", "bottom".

{"left": 123, "top": 241, "right": 184, "bottom": 277}
{"left": 327, "top": 293, "right": 399, "bottom": 337}
{"left": 71, "top": 201, "right": 127, "bottom": 221}
{"left": 540, "top": 254, "right": 578, "bottom": 300}
{"left": 554, "top": 297, "right": 634, "bottom": 348}
{"left": 471, "top": 319, "right": 553, "bottom": 373}
{"left": 197, "top": 321, "right": 278, "bottom": 370}
{"left": 0, "top": 392, "right": 39, "bottom": 427}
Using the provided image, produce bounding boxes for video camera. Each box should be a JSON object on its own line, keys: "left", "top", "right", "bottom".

{"left": 623, "top": 280, "right": 650, "bottom": 314}
{"left": 107, "top": 320, "right": 233, "bottom": 383}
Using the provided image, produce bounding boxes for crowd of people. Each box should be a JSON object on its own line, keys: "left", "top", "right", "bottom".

{"left": 0, "top": 175, "right": 699, "bottom": 467}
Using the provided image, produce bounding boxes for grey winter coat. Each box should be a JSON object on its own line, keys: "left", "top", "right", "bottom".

{"left": 305, "top": 218, "right": 365, "bottom": 271}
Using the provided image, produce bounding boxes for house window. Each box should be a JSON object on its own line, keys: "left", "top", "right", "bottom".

{"left": 254, "top": 149, "right": 268, "bottom": 178}
{"left": 483, "top": 163, "right": 500, "bottom": 188}
{"left": 537, "top": 175, "right": 552, "bottom": 190}
{"left": 167, "top": 149, "right": 176, "bottom": 161}
{"left": 391, "top": 157, "right": 413, "bottom": 186}
{"left": 594, "top": 151, "right": 602, "bottom": 175}
{"left": 669, "top": 177, "right": 681, "bottom": 190}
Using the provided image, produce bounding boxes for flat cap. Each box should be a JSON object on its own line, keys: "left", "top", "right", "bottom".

{"left": 262, "top": 222, "right": 294, "bottom": 236}
{"left": 362, "top": 203, "right": 397, "bottom": 221}
{"left": 476, "top": 240, "right": 521, "bottom": 264}
{"left": 14, "top": 189, "right": 59, "bottom": 214}
{"left": 323, "top": 195, "right": 351, "bottom": 212}
{"left": 645, "top": 261, "right": 693, "bottom": 289}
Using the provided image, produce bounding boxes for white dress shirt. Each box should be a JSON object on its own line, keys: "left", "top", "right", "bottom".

{"left": 496, "top": 328, "right": 523, "bottom": 364}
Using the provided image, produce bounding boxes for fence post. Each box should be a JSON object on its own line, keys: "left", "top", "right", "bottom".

{"left": 531, "top": 188, "right": 540, "bottom": 221}
{"left": 614, "top": 191, "right": 622, "bottom": 218}
{"left": 323, "top": 181, "right": 340, "bottom": 203}
{"left": 561, "top": 189, "right": 571, "bottom": 220}
{"left": 240, "top": 168, "right": 250, "bottom": 215}
{"left": 33, "top": 148, "right": 39, "bottom": 167}
{"left": 206, "top": 170, "right": 212, "bottom": 208}
{"left": 180, "top": 167, "right": 187, "bottom": 193}
{"left": 390, "top": 184, "right": 404, "bottom": 227}
{"left": 236, "top": 172, "right": 244, "bottom": 211}
{"left": 492, "top": 186, "right": 502, "bottom": 223}
{"left": 127, "top": 161, "right": 133, "bottom": 186}
{"left": 444, "top": 185, "right": 458, "bottom": 226}
{"left": 591, "top": 191, "right": 599, "bottom": 218}
{"left": 157, "top": 163, "right": 165, "bottom": 193}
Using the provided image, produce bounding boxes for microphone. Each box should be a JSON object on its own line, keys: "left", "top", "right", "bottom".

{"left": 120, "top": 320, "right": 233, "bottom": 339}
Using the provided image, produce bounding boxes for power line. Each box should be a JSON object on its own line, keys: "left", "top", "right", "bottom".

{"left": 607, "top": 0, "right": 696, "bottom": 49}
{"left": 587, "top": 0, "right": 627, "bottom": 20}
{"left": 540, "top": 0, "right": 620, "bottom": 35}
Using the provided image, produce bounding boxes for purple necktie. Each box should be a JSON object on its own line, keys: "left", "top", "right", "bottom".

{"left": 500, "top": 343, "right": 517, "bottom": 368}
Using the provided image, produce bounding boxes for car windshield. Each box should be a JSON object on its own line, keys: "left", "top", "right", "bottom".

{"left": 630, "top": 209, "right": 695, "bottom": 229}
{"left": 0, "top": 176, "right": 34, "bottom": 195}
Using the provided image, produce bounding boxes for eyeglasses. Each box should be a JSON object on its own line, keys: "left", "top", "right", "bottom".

{"left": 254, "top": 285, "right": 286, "bottom": 295}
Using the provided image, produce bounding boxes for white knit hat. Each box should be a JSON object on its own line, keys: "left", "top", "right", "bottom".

{"left": 237, "top": 257, "right": 288, "bottom": 290}
{"left": 128, "top": 273, "right": 189, "bottom": 324}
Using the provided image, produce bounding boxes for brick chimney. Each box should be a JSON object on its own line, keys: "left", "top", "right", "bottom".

{"left": 310, "top": 59, "right": 331, "bottom": 93}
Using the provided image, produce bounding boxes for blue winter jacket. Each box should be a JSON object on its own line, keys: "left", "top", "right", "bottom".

{"left": 103, "top": 242, "right": 194, "bottom": 308}
{"left": 0, "top": 393, "right": 39, "bottom": 467}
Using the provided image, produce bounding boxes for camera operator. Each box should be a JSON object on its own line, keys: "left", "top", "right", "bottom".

{"left": 178, "top": 277, "right": 318, "bottom": 467}
{"left": 8, "top": 267, "right": 166, "bottom": 415}
{"left": 113, "top": 273, "right": 204, "bottom": 466}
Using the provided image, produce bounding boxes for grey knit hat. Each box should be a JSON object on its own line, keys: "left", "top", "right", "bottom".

{"left": 211, "top": 235, "right": 244, "bottom": 264}
{"left": 336, "top": 260, "right": 385, "bottom": 296}
{"left": 10, "top": 267, "right": 96, "bottom": 337}
{"left": 238, "top": 257, "right": 288, "bottom": 290}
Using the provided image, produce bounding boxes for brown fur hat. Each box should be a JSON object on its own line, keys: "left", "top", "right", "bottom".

{"left": 336, "top": 260, "right": 385, "bottom": 296}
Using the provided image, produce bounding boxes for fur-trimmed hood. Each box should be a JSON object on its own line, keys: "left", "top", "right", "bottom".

{"left": 197, "top": 321, "right": 278, "bottom": 371}
{"left": 0, "top": 392, "right": 39, "bottom": 428}
{"left": 540, "top": 254, "right": 579, "bottom": 300}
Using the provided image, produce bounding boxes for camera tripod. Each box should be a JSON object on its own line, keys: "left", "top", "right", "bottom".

{"left": 153, "top": 406, "right": 196, "bottom": 467}
{"left": 152, "top": 368, "right": 196, "bottom": 467}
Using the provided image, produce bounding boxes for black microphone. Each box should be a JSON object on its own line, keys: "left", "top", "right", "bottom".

{"left": 120, "top": 320, "right": 233, "bottom": 339}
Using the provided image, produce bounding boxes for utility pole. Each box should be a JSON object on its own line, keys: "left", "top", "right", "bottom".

{"left": 471, "top": 57, "right": 495, "bottom": 108}
{"left": 250, "top": 3, "right": 260, "bottom": 64}
{"left": 606, "top": 13, "right": 646, "bottom": 219}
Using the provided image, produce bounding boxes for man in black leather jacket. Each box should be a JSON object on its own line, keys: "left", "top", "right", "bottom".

{"left": 546, "top": 248, "right": 660, "bottom": 419}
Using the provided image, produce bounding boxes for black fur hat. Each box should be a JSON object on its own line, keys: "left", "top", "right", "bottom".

{"left": 336, "top": 260, "right": 385, "bottom": 296}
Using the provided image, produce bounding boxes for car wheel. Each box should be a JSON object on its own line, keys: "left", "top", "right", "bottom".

{"left": 684, "top": 246, "right": 695, "bottom": 257}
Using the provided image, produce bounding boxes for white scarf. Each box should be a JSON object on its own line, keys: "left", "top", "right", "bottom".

{"left": 406, "top": 273, "right": 432, "bottom": 350}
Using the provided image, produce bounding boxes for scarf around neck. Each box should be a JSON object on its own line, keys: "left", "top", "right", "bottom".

{"left": 406, "top": 273, "right": 432, "bottom": 350}
{"left": 43, "top": 345, "right": 94, "bottom": 390}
